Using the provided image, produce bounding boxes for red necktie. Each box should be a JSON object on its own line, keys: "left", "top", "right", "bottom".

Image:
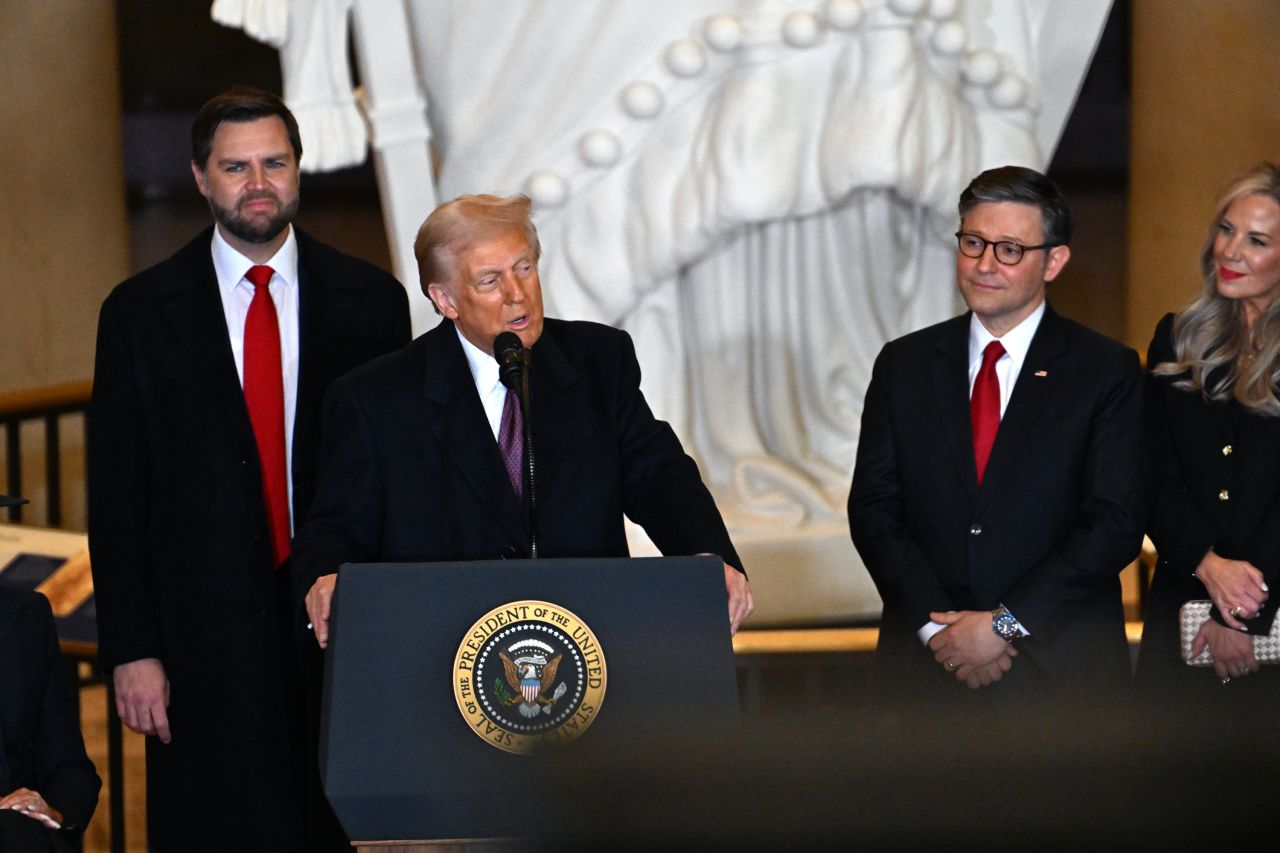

{"left": 243, "top": 264, "right": 290, "bottom": 566}
{"left": 970, "top": 340, "right": 1005, "bottom": 484}
{"left": 498, "top": 388, "right": 524, "bottom": 497}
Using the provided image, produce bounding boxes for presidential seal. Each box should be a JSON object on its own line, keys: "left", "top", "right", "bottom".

{"left": 453, "top": 600, "right": 607, "bottom": 754}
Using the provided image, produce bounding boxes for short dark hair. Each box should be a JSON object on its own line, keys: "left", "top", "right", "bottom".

{"left": 958, "top": 165, "right": 1072, "bottom": 246}
{"left": 191, "top": 86, "right": 302, "bottom": 170}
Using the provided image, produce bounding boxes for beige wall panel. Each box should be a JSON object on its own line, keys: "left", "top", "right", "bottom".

{"left": 1128, "top": 0, "right": 1280, "bottom": 350}
{"left": 0, "top": 0, "right": 128, "bottom": 392}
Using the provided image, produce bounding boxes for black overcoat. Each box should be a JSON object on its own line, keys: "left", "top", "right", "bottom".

{"left": 294, "top": 317, "right": 742, "bottom": 589}
{"left": 88, "top": 226, "right": 409, "bottom": 849}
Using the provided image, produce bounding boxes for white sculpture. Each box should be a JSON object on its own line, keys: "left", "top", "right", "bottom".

{"left": 212, "top": 0, "right": 1112, "bottom": 623}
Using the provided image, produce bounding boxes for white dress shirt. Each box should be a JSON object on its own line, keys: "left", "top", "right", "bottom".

{"left": 966, "top": 301, "right": 1045, "bottom": 417}
{"left": 210, "top": 225, "right": 301, "bottom": 531}
{"left": 457, "top": 326, "right": 508, "bottom": 441}
{"left": 918, "top": 301, "right": 1046, "bottom": 645}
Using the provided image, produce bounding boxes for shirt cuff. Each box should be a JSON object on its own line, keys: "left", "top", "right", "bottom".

{"left": 1004, "top": 606, "right": 1031, "bottom": 638}
{"left": 920, "top": 611, "right": 1032, "bottom": 645}
{"left": 918, "top": 620, "right": 947, "bottom": 645}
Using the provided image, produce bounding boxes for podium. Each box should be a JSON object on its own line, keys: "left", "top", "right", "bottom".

{"left": 320, "top": 556, "right": 740, "bottom": 846}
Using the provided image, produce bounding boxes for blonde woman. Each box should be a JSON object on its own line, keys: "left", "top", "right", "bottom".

{"left": 1140, "top": 164, "right": 1280, "bottom": 703}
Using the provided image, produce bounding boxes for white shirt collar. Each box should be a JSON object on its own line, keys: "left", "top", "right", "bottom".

{"left": 210, "top": 224, "right": 299, "bottom": 293}
{"left": 968, "top": 300, "right": 1046, "bottom": 366}
{"left": 456, "top": 324, "right": 503, "bottom": 397}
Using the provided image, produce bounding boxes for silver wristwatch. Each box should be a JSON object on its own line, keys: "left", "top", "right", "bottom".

{"left": 991, "top": 605, "right": 1022, "bottom": 642}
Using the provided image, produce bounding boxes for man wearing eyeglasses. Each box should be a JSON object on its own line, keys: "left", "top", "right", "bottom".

{"left": 848, "top": 165, "right": 1145, "bottom": 705}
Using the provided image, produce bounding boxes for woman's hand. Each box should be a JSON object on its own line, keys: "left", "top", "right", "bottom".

{"left": 0, "top": 787, "right": 63, "bottom": 830}
{"left": 1191, "top": 619, "right": 1259, "bottom": 681}
{"left": 1195, "top": 549, "right": 1268, "bottom": 630}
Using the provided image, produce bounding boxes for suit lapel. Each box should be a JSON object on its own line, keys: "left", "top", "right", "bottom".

{"left": 527, "top": 322, "right": 579, "bottom": 491}
{"left": 155, "top": 230, "right": 256, "bottom": 451}
{"left": 977, "top": 305, "right": 1067, "bottom": 508}
{"left": 422, "top": 323, "right": 528, "bottom": 547}
{"left": 931, "top": 315, "right": 979, "bottom": 501}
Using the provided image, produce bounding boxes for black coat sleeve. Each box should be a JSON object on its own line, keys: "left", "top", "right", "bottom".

{"left": 611, "top": 330, "right": 744, "bottom": 573}
{"left": 292, "top": 375, "right": 385, "bottom": 594}
{"left": 848, "top": 343, "right": 955, "bottom": 623}
{"left": 32, "top": 599, "right": 100, "bottom": 832}
{"left": 87, "top": 292, "right": 162, "bottom": 670}
{"left": 1145, "top": 313, "right": 1218, "bottom": 579}
{"left": 1, "top": 591, "right": 101, "bottom": 833}
{"left": 999, "top": 343, "right": 1147, "bottom": 640}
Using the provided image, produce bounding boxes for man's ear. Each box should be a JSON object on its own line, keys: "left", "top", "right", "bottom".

{"left": 1043, "top": 244, "right": 1071, "bottom": 283}
{"left": 191, "top": 162, "right": 209, "bottom": 199}
{"left": 427, "top": 283, "right": 458, "bottom": 319}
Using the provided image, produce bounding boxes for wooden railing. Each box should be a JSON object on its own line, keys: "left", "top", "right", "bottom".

{"left": 0, "top": 378, "right": 92, "bottom": 526}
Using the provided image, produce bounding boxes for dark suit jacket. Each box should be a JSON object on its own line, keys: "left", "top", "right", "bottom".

{"left": 294, "top": 318, "right": 741, "bottom": 590}
{"left": 848, "top": 305, "right": 1145, "bottom": 688}
{"left": 0, "top": 587, "right": 100, "bottom": 844}
{"left": 1138, "top": 312, "right": 1280, "bottom": 688}
{"left": 88, "top": 226, "right": 409, "bottom": 848}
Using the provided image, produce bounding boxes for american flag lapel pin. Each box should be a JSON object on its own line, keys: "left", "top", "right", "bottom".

{"left": 1034, "top": 370, "right": 1048, "bottom": 377}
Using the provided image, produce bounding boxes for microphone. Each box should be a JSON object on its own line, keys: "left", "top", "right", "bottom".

{"left": 492, "top": 330, "right": 538, "bottom": 558}
{"left": 493, "top": 332, "right": 524, "bottom": 390}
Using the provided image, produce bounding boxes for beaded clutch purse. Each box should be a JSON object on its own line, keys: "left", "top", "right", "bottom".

{"left": 1180, "top": 600, "right": 1280, "bottom": 666}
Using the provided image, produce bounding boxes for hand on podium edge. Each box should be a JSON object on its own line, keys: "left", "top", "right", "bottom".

{"left": 113, "top": 657, "right": 171, "bottom": 742}
{"left": 305, "top": 573, "right": 338, "bottom": 649}
{"left": 720, "top": 560, "right": 753, "bottom": 635}
{"left": 304, "top": 560, "right": 754, "bottom": 644}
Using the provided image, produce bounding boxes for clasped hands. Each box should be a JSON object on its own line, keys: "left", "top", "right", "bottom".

{"left": 1195, "top": 549, "right": 1268, "bottom": 630}
{"left": 1193, "top": 550, "right": 1268, "bottom": 680}
{"left": 928, "top": 610, "right": 1017, "bottom": 690}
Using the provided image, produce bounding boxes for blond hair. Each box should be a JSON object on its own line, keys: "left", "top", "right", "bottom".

{"left": 1153, "top": 164, "right": 1280, "bottom": 416}
{"left": 414, "top": 195, "right": 541, "bottom": 310}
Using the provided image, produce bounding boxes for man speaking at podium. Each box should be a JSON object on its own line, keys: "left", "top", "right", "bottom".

{"left": 298, "top": 194, "right": 752, "bottom": 645}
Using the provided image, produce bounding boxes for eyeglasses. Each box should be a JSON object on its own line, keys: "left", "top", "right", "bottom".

{"left": 955, "top": 232, "right": 1059, "bottom": 266}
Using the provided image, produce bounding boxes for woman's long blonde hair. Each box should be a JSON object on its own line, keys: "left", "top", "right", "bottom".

{"left": 1152, "top": 163, "right": 1280, "bottom": 416}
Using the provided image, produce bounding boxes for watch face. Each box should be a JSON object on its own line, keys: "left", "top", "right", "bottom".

{"left": 993, "top": 612, "right": 1019, "bottom": 640}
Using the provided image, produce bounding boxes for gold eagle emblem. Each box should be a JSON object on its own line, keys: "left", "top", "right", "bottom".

{"left": 500, "top": 650, "right": 562, "bottom": 716}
